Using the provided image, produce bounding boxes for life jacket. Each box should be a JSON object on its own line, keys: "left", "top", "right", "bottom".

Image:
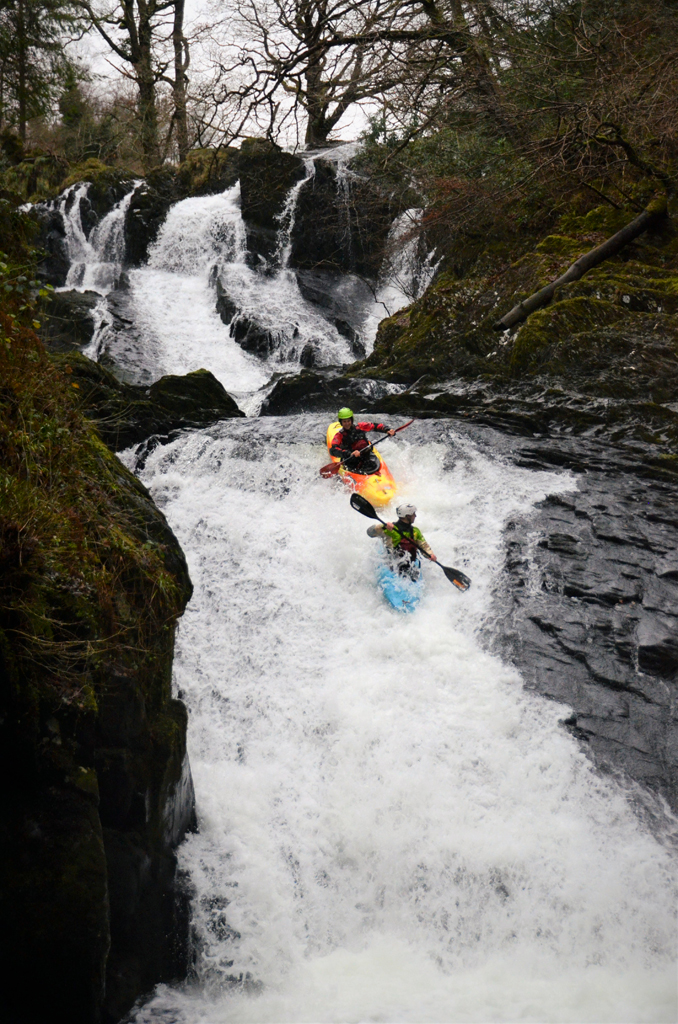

{"left": 386, "top": 520, "right": 420, "bottom": 560}
{"left": 331, "top": 424, "right": 369, "bottom": 455}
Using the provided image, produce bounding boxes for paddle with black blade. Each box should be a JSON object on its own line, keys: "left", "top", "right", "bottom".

{"left": 349, "top": 492, "right": 471, "bottom": 592}
{"left": 319, "top": 419, "right": 414, "bottom": 478}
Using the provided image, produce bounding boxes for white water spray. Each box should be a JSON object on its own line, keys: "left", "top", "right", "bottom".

{"left": 363, "top": 209, "right": 439, "bottom": 349}
{"left": 126, "top": 419, "right": 677, "bottom": 1024}
{"left": 88, "top": 183, "right": 356, "bottom": 394}
{"left": 58, "top": 182, "right": 137, "bottom": 294}
{"left": 275, "top": 159, "right": 316, "bottom": 268}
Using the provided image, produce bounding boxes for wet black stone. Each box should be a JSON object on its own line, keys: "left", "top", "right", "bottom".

{"left": 231, "top": 314, "right": 278, "bottom": 358}
{"left": 215, "top": 279, "right": 237, "bottom": 325}
{"left": 50, "top": 352, "right": 244, "bottom": 450}
{"left": 33, "top": 204, "right": 69, "bottom": 285}
{"left": 300, "top": 344, "right": 317, "bottom": 368}
{"left": 39, "top": 289, "right": 102, "bottom": 352}
{"left": 490, "top": 435, "right": 678, "bottom": 811}
{"left": 124, "top": 168, "right": 180, "bottom": 267}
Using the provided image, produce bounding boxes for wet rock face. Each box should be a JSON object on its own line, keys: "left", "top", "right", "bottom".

{"left": 39, "top": 289, "right": 102, "bottom": 351}
{"left": 32, "top": 204, "right": 70, "bottom": 285}
{"left": 230, "top": 313, "right": 279, "bottom": 358}
{"left": 289, "top": 158, "right": 394, "bottom": 277}
{"left": 491, "top": 433, "right": 678, "bottom": 811}
{"left": 51, "top": 352, "right": 245, "bottom": 451}
{"left": 237, "top": 138, "right": 306, "bottom": 266}
{"left": 124, "top": 168, "right": 180, "bottom": 267}
{"left": 259, "top": 368, "right": 405, "bottom": 416}
{"left": 295, "top": 269, "right": 371, "bottom": 356}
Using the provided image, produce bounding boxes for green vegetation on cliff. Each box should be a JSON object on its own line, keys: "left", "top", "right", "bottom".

{"left": 0, "top": 199, "right": 194, "bottom": 1023}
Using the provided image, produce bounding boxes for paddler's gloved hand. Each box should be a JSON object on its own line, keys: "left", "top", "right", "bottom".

{"left": 387, "top": 429, "right": 395, "bottom": 436}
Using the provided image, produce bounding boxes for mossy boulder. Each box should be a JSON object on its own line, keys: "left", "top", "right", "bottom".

{"left": 59, "top": 161, "right": 137, "bottom": 222}
{"left": 176, "top": 146, "right": 240, "bottom": 197}
{"left": 51, "top": 352, "right": 244, "bottom": 450}
{"left": 354, "top": 203, "right": 678, "bottom": 392}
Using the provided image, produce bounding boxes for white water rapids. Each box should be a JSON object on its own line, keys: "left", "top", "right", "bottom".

{"left": 126, "top": 420, "right": 677, "bottom": 1024}
{"left": 57, "top": 168, "right": 677, "bottom": 1021}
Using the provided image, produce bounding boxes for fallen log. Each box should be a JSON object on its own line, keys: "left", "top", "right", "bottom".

{"left": 493, "top": 197, "right": 668, "bottom": 332}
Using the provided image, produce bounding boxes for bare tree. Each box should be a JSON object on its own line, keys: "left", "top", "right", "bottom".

{"left": 75, "top": 0, "right": 192, "bottom": 168}
{"left": 202, "top": 0, "right": 417, "bottom": 147}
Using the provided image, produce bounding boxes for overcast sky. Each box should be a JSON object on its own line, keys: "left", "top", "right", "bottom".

{"left": 66, "top": 0, "right": 368, "bottom": 148}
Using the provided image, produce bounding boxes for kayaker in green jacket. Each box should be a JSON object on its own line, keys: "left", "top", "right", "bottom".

{"left": 367, "top": 503, "right": 437, "bottom": 577}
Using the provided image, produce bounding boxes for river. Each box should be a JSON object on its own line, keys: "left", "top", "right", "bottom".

{"left": 55, "top": 167, "right": 678, "bottom": 1022}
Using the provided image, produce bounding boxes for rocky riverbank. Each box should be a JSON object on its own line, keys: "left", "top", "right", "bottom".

{"left": 0, "top": 312, "right": 196, "bottom": 1024}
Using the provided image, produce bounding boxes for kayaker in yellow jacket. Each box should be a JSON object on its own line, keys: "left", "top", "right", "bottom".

{"left": 367, "top": 503, "right": 437, "bottom": 576}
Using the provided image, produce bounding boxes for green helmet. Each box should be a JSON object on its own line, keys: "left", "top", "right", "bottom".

{"left": 338, "top": 407, "right": 354, "bottom": 421}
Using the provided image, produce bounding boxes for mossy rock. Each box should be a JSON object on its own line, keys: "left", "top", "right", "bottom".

{"left": 176, "top": 147, "right": 240, "bottom": 197}
{"left": 509, "top": 297, "right": 627, "bottom": 372}
{"left": 1, "top": 313, "right": 195, "bottom": 1020}
{"left": 0, "top": 151, "right": 69, "bottom": 202}
{"left": 59, "top": 159, "right": 137, "bottom": 215}
{"left": 51, "top": 351, "right": 244, "bottom": 449}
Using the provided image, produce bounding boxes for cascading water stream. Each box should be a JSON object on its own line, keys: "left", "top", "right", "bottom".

{"left": 58, "top": 181, "right": 137, "bottom": 294}
{"left": 124, "top": 417, "right": 677, "bottom": 1024}
{"left": 275, "top": 158, "right": 316, "bottom": 268}
{"left": 87, "top": 182, "right": 356, "bottom": 403}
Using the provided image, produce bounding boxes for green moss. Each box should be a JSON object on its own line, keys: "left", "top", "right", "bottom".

{"left": 535, "top": 235, "right": 589, "bottom": 258}
{"left": 510, "top": 298, "right": 627, "bottom": 372}
{"left": 58, "top": 158, "right": 135, "bottom": 196}
{"left": 176, "top": 147, "right": 240, "bottom": 196}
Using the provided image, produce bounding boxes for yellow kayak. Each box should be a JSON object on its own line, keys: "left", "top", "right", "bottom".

{"left": 325, "top": 421, "right": 398, "bottom": 508}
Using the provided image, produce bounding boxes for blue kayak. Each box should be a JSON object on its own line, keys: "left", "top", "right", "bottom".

{"left": 376, "top": 562, "right": 423, "bottom": 613}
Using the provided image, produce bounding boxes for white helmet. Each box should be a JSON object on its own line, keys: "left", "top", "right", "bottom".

{"left": 396, "top": 503, "right": 417, "bottom": 518}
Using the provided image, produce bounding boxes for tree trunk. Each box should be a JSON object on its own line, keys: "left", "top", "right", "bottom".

{"left": 493, "top": 198, "right": 668, "bottom": 331}
{"left": 136, "top": 6, "right": 160, "bottom": 171}
{"left": 304, "top": 59, "right": 330, "bottom": 146}
{"left": 17, "top": 0, "right": 26, "bottom": 141}
{"left": 172, "top": 0, "right": 189, "bottom": 161}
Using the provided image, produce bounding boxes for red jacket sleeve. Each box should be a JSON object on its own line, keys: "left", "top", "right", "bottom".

{"left": 329, "top": 430, "right": 347, "bottom": 457}
{"left": 356, "top": 422, "right": 390, "bottom": 432}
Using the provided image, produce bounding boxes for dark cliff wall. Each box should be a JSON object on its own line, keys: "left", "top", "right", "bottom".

{"left": 0, "top": 313, "right": 195, "bottom": 1023}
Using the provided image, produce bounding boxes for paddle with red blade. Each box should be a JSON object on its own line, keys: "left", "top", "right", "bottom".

{"left": 349, "top": 492, "right": 471, "bottom": 592}
{"left": 319, "top": 419, "right": 414, "bottom": 478}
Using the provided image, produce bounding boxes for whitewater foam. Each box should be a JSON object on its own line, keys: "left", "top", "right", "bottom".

{"left": 127, "top": 418, "right": 677, "bottom": 1023}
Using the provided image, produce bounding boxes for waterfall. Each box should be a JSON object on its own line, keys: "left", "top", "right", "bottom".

{"left": 275, "top": 158, "right": 316, "bottom": 268}
{"left": 86, "top": 183, "right": 356, "bottom": 398}
{"left": 60, "top": 148, "right": 438, "bottom": 410}
{"left": 125, "top": 417, "right": 677, "bottom": 1023}
{"left": 48, "top": 154, "right": 674, "bottom": 1023}
{"left": 57, "top": 182, "right": 137, "bottom": 294}
{"left": 362, "top": 209, "right": 439, "bottom": 349}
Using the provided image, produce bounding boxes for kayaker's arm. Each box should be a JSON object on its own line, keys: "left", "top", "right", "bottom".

{"left": 415, "top": 539, "right": 437, "bottom": 561}
{"left": 367, "top": 523, "right": 394, "bottom": 538}
{"left": 412, "top": 527, "right": 437, "bottom": 561}
{"left": 356, "top": 421, "right": 394, "bottom": 435}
